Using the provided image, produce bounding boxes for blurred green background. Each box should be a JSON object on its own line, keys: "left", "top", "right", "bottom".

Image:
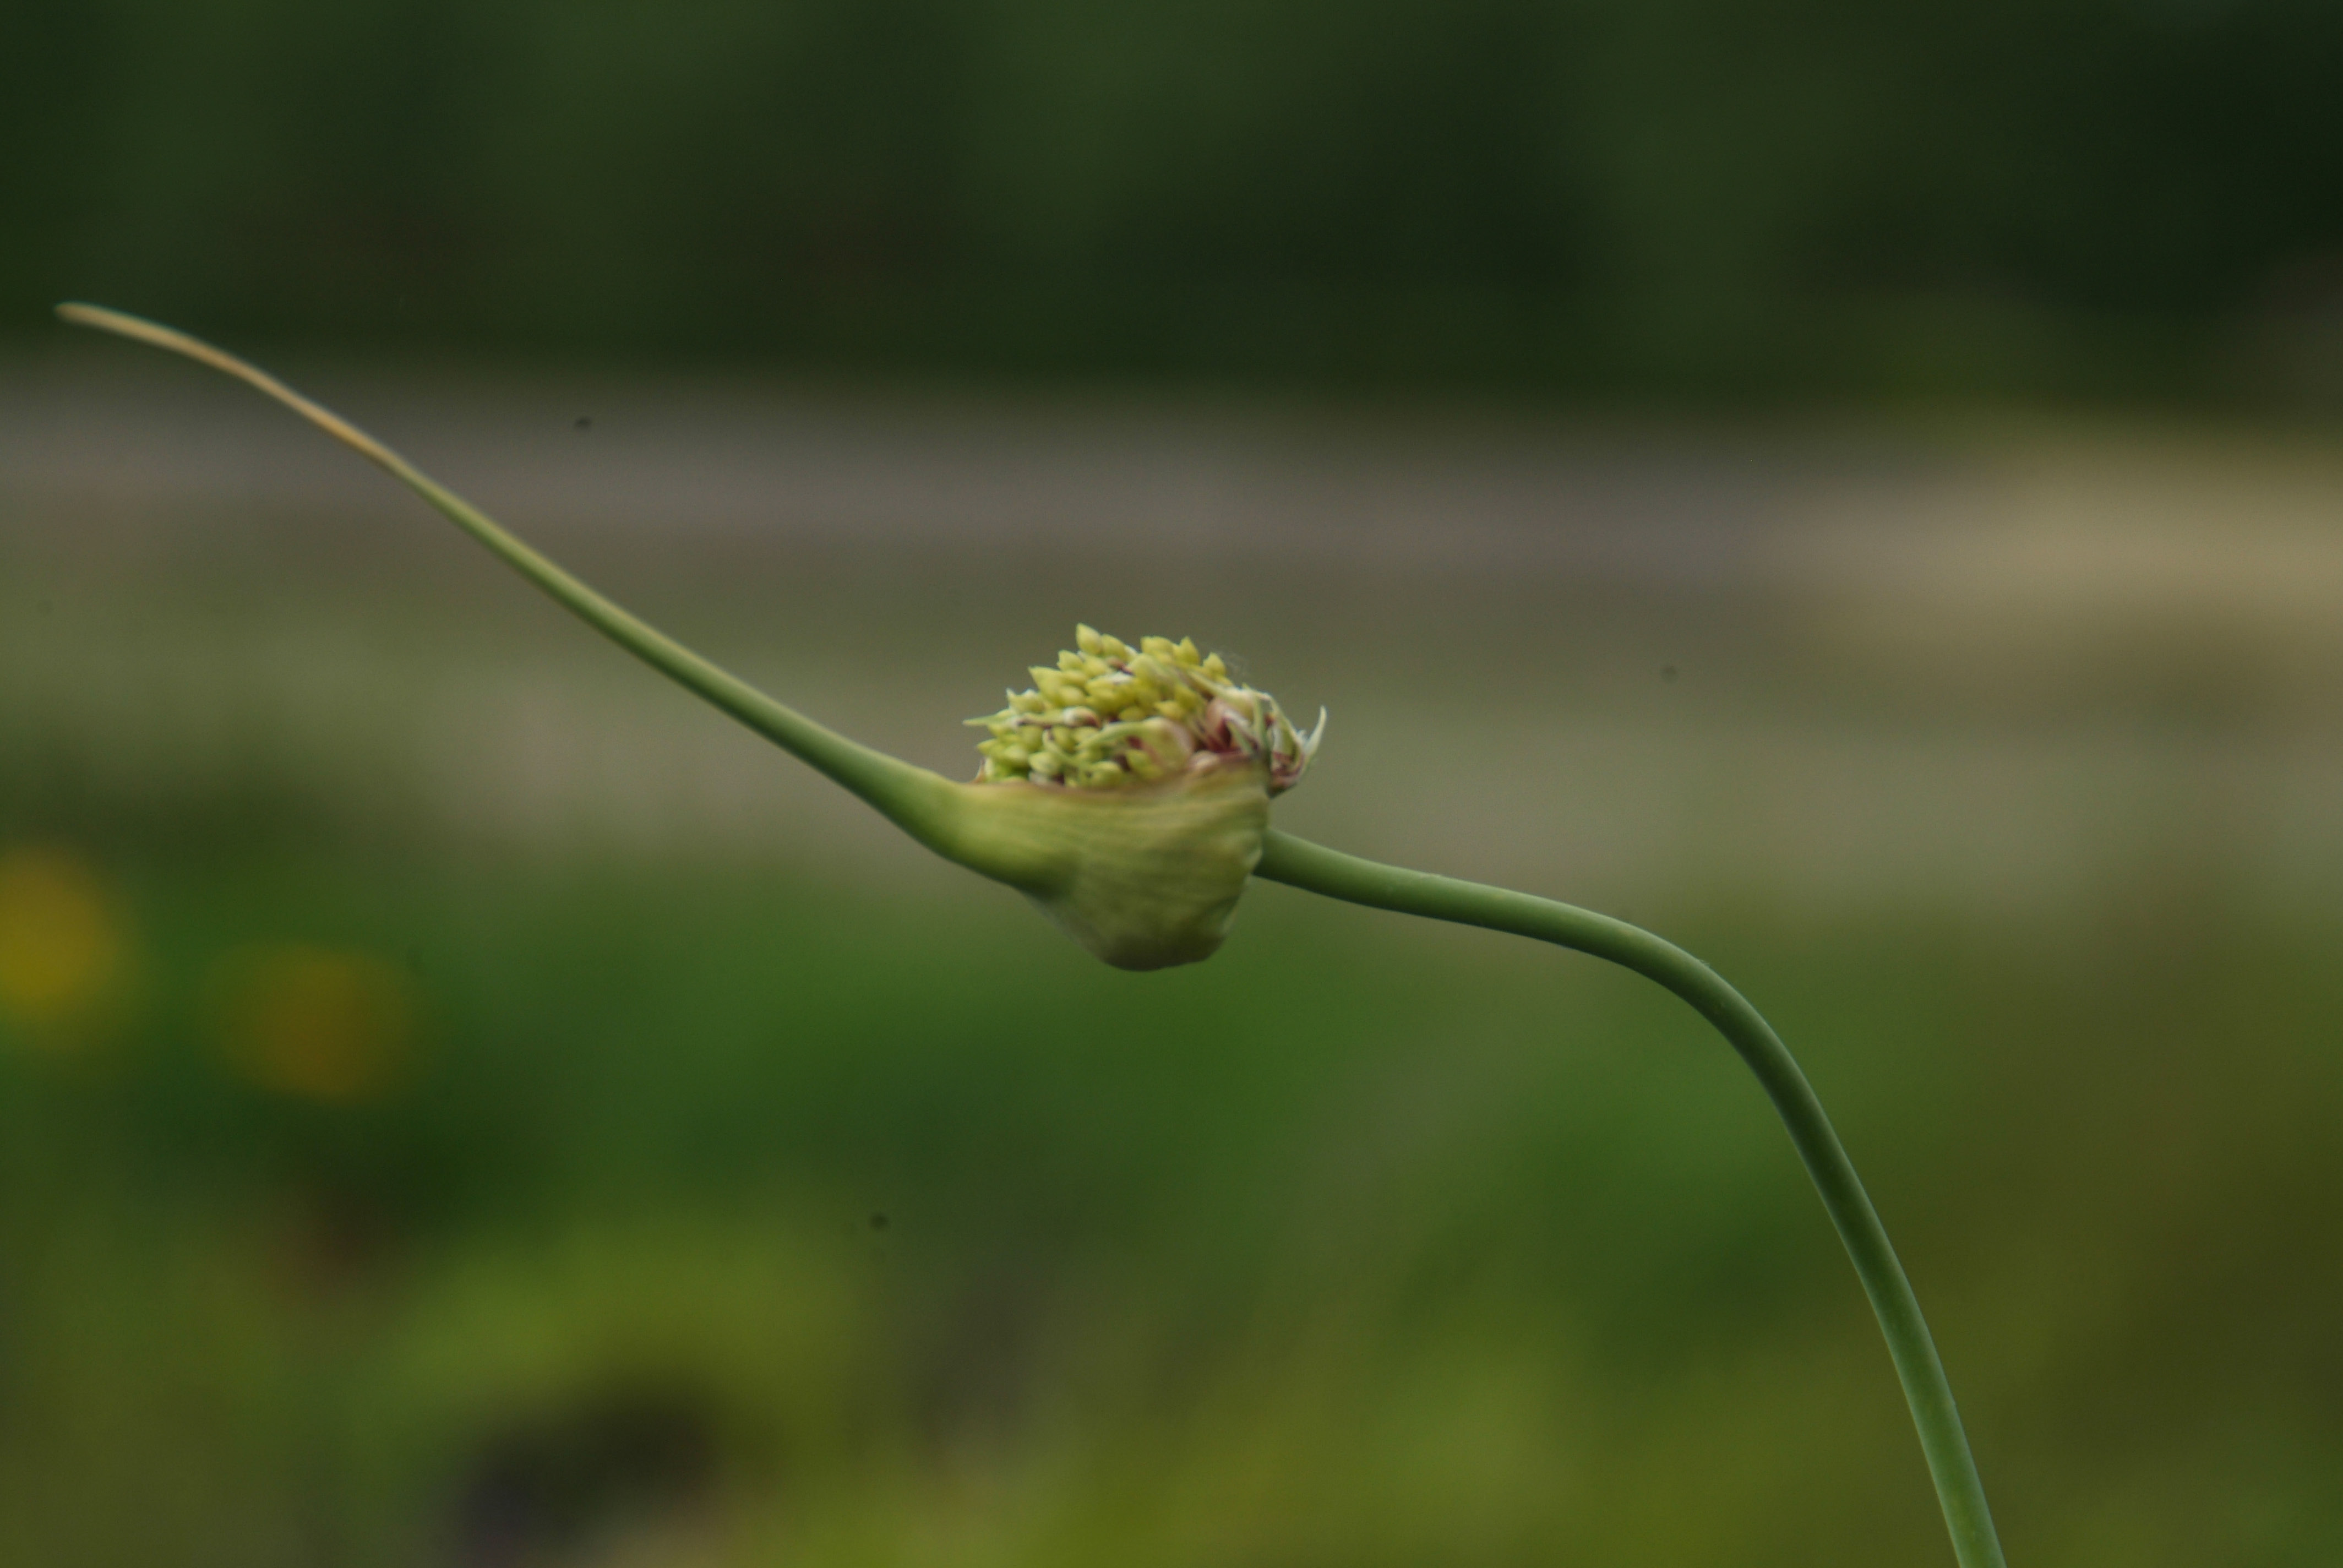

{"left": 8, "top": 3, "right": 2343, "bottom": 1565}
{"left": 10, "top": 0, "right": 2343, "bottom": 399}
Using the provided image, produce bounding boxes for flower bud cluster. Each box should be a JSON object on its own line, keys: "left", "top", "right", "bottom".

{"left": 970, "top": 626, "right": 1323, "bottom": 794}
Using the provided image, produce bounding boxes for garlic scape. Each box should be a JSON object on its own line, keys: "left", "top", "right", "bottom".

{"left": 59, "top": 303, "right": 2007, "bottom": 1568}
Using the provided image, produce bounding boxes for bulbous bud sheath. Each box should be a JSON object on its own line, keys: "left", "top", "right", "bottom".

{"left": 930, "top": 756, "right": 1273, "bottom": 970}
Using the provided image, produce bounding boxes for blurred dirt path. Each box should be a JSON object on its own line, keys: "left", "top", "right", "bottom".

{"left": 12, "top": 353, "right": 2343, "bottom": 614}
{"left": 3, "top": 352, "right": 1918, "bottom": 580}
{"left": 12, "top": 353, "right": 2343, "bottom": 919}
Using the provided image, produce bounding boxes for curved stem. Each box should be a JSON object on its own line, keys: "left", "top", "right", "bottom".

{"left": 1252, "top": 829, "right": 2007, "bottom": 1567}
{"left": 53, "top": 302, "right": 950, "bottom": 831}
{"left": 63, "top": 302, "right": 2002, "bottom": 1557}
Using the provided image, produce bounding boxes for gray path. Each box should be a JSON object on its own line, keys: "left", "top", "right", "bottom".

{"left": 10, "top": 352, "right": 2343, "bottom": 921}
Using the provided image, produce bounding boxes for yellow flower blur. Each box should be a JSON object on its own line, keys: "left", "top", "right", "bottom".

{"left": 0, "top": 844, "right": 128, "bottom": 1037}
{"left": 213, "top": 945, "right": 417, "bottom": 1103}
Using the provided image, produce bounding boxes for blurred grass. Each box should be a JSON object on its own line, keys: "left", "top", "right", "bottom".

{"left": 4, "top": 842, "right": 2341, "bottom": 1565}
{"left": 7, "top": 404, "right": 2343, "bottom": 1564}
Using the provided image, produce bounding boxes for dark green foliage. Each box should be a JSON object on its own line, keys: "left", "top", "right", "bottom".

{"left": 12, "top": 0, "right": 2343, "bottom": 398}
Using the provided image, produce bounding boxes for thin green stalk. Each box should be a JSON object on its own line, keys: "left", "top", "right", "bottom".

{"left": 63, "top": 302, "right": 2007, "bottom": 1553}
{"left": 1252, "top": 829, "right": 2007, "bottom": 1568}
{"left": 52, "top": 302, "right": 949, "bottom": 832}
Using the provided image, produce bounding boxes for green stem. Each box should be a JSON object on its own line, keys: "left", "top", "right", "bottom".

{"left": 1252, "top": 829, "right": 2007, "bottom": 1568}
{"left": 64, "top": 302, "right": 2002, "bottom": 1557}
{"left": 53, "top": 302, "right": 951, "bottom": 832}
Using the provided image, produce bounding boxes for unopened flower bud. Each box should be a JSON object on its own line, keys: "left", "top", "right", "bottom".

{"left": 966, "top": 626, "right": 1324, "bottom": 796}
{"left": 930, "top": 628, "right": 1325, "bottom": 968}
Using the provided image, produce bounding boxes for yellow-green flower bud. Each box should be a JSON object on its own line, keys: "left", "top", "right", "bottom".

{"left": 966, "top": 626, "right": 1325, "bottom": 796}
